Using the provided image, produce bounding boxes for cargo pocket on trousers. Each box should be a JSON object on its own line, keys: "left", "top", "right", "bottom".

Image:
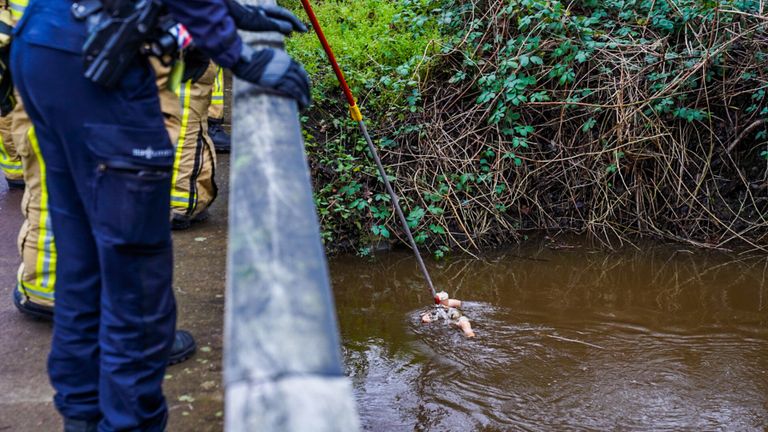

{"left": 86, "top": 123, "right": 174, "bottom": 247}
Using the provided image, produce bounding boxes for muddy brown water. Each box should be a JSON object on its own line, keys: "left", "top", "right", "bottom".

{"left": 330, "top": 241, "right": 768, "bottom": 431}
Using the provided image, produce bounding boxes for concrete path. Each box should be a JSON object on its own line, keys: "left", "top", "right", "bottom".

{"left": 0, "top": 156, "right": 231, "bottom": 431}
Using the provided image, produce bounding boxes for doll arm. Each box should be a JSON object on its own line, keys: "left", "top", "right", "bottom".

{"left": 456, "top": 316, "right": 475, "bottom": 338}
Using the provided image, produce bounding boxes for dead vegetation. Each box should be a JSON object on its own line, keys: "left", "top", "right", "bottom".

{"left": 376, "top": 0, "right": 768, "bottom": 253}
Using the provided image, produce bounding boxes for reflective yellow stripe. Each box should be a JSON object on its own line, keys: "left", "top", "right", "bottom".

{"left": 18, "top": 280, "right": 54, "bottom": 301}
{"left": 27, "top": 128, "right": 57, "bottom": 295}
{"left": 171, "top": 190, "right": 190, "bottom": 205}
{"left": 9, "top": 0, "right": 28, "bottom": 20}
{"left": 171, "top": 81, "right": 192, "bottom": 198}
{"left": 171, "top": 196, "right": 191, "bottom": 205}
{"left": 211, "top": 67, "right": 224, "bottom": 106}
{"left": 0, "top": 133, "right": 22, "bottom": 176}
{"left": 0, "top": 162, "right": 22, "bottom": 176}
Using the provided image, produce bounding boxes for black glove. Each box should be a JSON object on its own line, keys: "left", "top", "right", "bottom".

{"left": 182, "top": 48, "right": 211, "bottom": 83}
{"left": 232, "top": 46, "right": 311, "bottom": 110}
{"left": 0, "top": 20, "right": 15, "bottom": 116}
{"left": 225, "top": 0, "right": 308, "bottom": 35}
{"left": 0, "top": 51, "right": 15, "bottom": 117}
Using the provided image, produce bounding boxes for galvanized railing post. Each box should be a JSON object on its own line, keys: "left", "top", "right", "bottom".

{"left": 223, "top": 1, "right": 360, "bottom": 429}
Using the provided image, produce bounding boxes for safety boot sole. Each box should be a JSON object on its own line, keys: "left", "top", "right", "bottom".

{"left": 168, "top": 329, "right": 197, "bottom": 365}
{"left": 6, "top": 178, "right": 25, "bottom": 190}
{"left": 171, "top": 209, "right": 210, "bottom": 231}
{"left": 12, "top": 288, "right": 53, "bottom": 321}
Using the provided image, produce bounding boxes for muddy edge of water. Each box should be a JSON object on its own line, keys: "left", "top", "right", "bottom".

{"left": 329, "top": 240, "right": 768, "bottom": 431}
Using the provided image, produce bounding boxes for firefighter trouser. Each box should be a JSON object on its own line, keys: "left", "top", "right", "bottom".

{"left": 152, "top": 57, "right": 181, "bottom": 145}
{"left": 13, "top": 7, "right": 176, "bottom": 428}
{"left": 0, "top": 113, "right": 23, "bottom": 181}
{"left": 14, "top": 61, "right": 181, "bottom": 310}
{"left": 171, "top": 61, "right": 217, "bottom": 218}
{"left": 208, "top": 65, "right": 224, "bottom": 121}
{"left": 0, "top": 0, "right": 27, "bottom": 185}
{"left": 14, "top": 96, "right": 55, "bottom": 307}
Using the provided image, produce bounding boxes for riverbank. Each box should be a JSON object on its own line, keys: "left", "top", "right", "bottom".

{"left": 285, "top": 0, "right": 768, "bottom": 256}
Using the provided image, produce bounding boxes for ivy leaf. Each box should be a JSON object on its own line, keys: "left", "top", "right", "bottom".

{"left": 427, "top": 205, "right": 444, "bottom": 215}
{"left": 414, "top": 231, "right": 428, "bottom": 244}
{"left": 349, "top": 198, "right": 368, "bottom": 210}
{"left": 429, "top": 224, "right": 446, "bottom": 235}
{"left": 477, "top": 91, "right": 496, "bottom": 104}
{"left": 673, "top": 107, "right": 707, "bottom": 123}
{"left": 372, "top": 225, "right": 390, "bottom": 238}
{"left": 514, "top": 125, "right": 534, "bottom": 136}
{"left": 371, "top": 206, "right": 390, "bottom": 220}
{"left": 582, "top": 118, "right": 597, "bottom": 132}
{"left": 530, "top": 91, "right": 549, "bottom": 102}
{"left": 559, "top": 70, "right": 576, "bottom": 85}
{"left": 406, "top": 207, "right": 426, "bottom": 228}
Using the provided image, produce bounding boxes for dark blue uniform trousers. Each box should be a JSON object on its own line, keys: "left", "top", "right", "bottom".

{"left": 12, "top": 1, "right": 177, "bottom": 430}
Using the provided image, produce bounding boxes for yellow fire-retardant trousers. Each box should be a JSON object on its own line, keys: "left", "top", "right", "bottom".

{"left": 0, "top": 1, "right": 24, "bottom": 184}
{"left": 208, "top": 66, "right": 224, "bottom": 121}
{"left": 152, "top": 58, "right": 182, "bottom": 147}
{"left": 15, "top": 61, "right": 183, "bottom": 309}
{"left": 0, "top": 101, "right": 23, "bottom": 183}
{"left": 14, "top": 96, "right": 55, "bottom": 307}
{"left": 10, "top": 0, "right": 53, "bottom": 307}
{"left": 171, "top": 61, "right": 218, "bottom": 218}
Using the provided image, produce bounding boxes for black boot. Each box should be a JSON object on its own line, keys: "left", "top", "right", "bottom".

{"left": 14, "top": 288, "right": 196, "bottom": 365}
{"left": 208, "top": 118, "right": 231, "bottom": 153}
{"left": 171, "top": 208, "right": 210, "bottom": 231}
{"left": 6, "top": 177, "right": 25, "bottom": 189}
{"left": 13, "top": 287, "right": 53, "bottom": 321}
{"left": 171, "top": 213, "right": 192, "bottom": 231}
{"left": 63, "top": 418, "right": 99, "bottom": 432}
{"left": 169, "top": 329, "right": 196, "bottom": 365}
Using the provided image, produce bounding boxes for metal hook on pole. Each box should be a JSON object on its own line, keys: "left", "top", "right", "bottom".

{"left": 299, "top": 0, "right": 439, "bottom": 304}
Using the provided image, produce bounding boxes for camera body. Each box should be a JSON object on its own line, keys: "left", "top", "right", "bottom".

{"left": 73, "top": 0, "right": 181, "bottom": 87}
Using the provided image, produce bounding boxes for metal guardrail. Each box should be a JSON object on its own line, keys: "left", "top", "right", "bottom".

{"left": 223, "top": 2, "right": 360, "bottom": 429}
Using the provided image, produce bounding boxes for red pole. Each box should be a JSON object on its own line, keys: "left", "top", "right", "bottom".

{"left": 297, "top": 0, "right": 439, "bottom": 303}
{"left": 299, "top": 0, "right": 363, "bottom": 121}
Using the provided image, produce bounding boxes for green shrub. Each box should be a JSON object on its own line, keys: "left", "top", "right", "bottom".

{"left": 285, "top": 0, "right": 768, "bottom": 253}
{"left": 282, "top": 0, "right": 443, "bottom": 252}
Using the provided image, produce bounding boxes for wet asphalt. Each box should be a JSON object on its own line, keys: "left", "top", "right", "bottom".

{"left": 0, "top": 156, "right": 231, "bottom": 431}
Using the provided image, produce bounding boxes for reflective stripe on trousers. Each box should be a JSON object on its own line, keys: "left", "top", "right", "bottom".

{"left": 0, "top": 128, "right": 23, "bottom": 178}
{"left": 208, "top": 66, "right": 224, "bottom": 120}
{"left": 9, "top": 0, "right": 28, "bottom": 21}
{"left": 18, "top": 126, "right": 57, "bottom": 303}
{"left": 171, "top": 80, "right": 193, "bottom": 207}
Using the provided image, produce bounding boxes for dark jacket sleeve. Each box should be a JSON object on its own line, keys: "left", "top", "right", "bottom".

{"left": 161, "top": 0, "right": 242, "bottom": 68}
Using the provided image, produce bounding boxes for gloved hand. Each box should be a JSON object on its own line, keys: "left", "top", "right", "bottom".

{"left": 0, "top": 17, "right": 15, "bottom": 116}
{"left": 225, "top": 0, "right": 308, "bottom": 35}
{"left": 182, "top": 48, "right": 211, "bottom": 83}
{"left": 0, "top": 52, "right": 15, "bottom": 116}
{"left": 231, "top": 46, "right": 311, "bottom": 110}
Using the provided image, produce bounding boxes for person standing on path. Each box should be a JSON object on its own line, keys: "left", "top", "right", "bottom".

{"left": 10, "top": 0, "right": 310, "bottom": 429}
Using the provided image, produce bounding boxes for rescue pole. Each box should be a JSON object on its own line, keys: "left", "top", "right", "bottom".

{"left": 224, "top": 0, "right": 360, "bottom": 429}
{"left": 299, "top": 0, "right": 439, "bottom": 304}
